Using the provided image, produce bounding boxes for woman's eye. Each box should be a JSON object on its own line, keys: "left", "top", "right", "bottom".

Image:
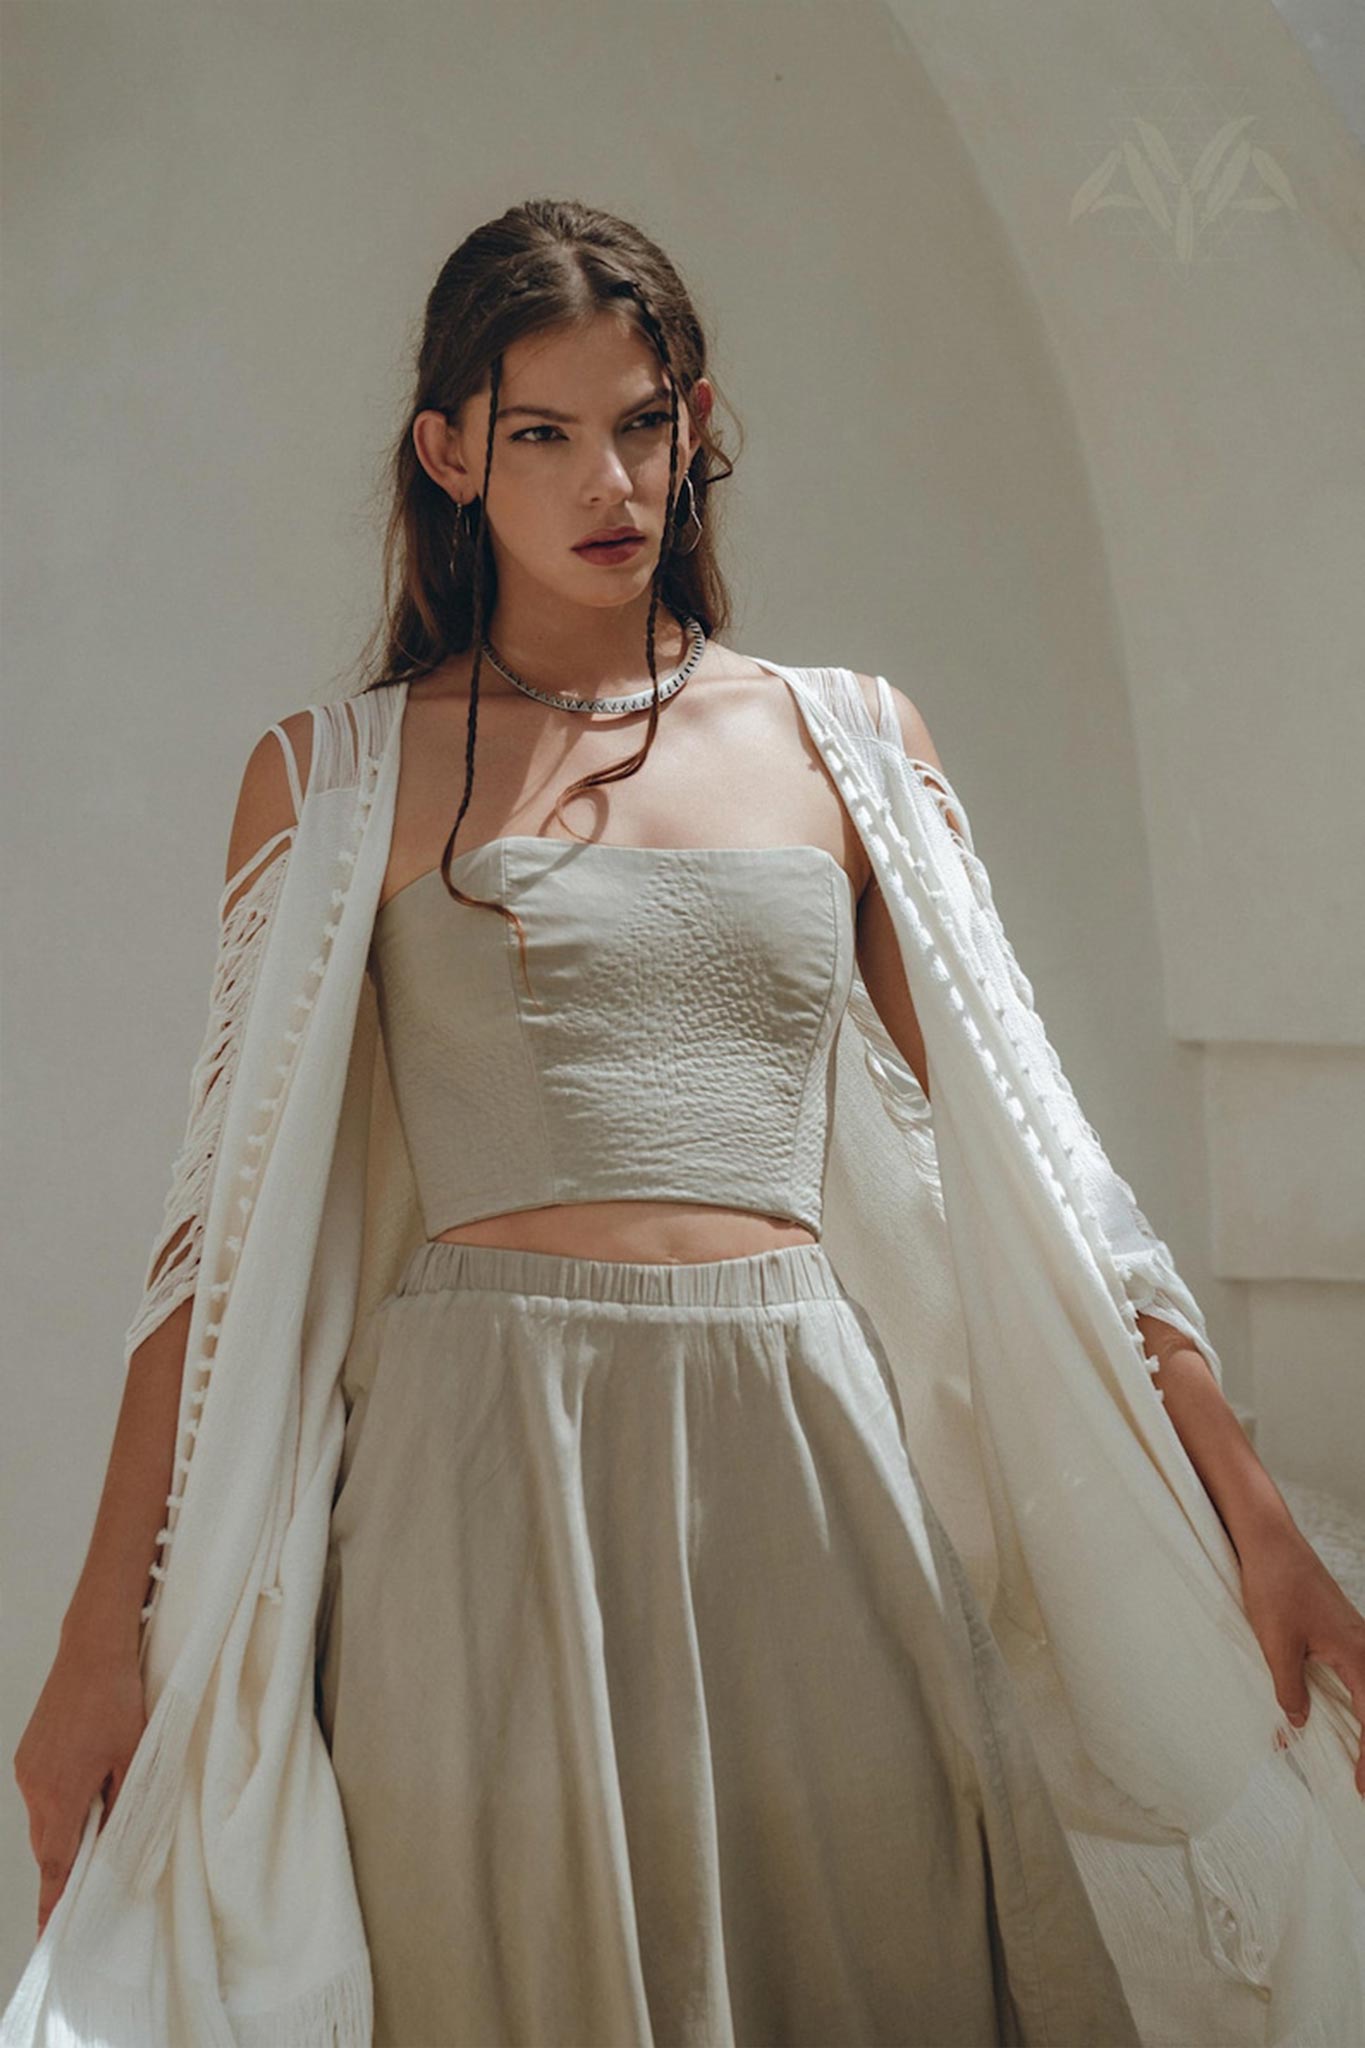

{"left": 511, "top": 411, "right": 671, "bottom": 444}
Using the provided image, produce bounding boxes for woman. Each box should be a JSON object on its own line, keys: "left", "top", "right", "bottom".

{"left": 10, "top": 200, "right": 1364, "bottom": 2048}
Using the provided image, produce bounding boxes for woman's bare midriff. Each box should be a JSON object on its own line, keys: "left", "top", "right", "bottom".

{"left": 428, "top": 1200, "right": 817, "bottom": 1264}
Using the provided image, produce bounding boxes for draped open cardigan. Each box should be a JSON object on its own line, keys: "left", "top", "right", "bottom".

{"left": 5, "top": 661, "right": 1363, "bottom": 2047}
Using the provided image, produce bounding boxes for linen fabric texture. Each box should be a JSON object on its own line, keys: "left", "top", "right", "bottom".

{"left": 315, "top": 1236, "right": 1138, "bottom": 2046}
{"left": 5, "top": 661, "right": 1364, "bottom": 2047}
{"left": 367, "top": 837, "right": 855, "bottom": 1239}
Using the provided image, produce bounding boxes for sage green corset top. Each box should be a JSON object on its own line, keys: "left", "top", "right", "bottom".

{"left": 368, "top": 836, "right": 857, "bottom": 1239}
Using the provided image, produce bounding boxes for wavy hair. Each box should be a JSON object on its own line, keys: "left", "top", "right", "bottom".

{"left": 347, "top": 198, "right": 740, "bottom": 1001}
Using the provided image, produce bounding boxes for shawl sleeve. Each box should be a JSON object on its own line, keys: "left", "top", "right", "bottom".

{"left": 870, "top": 672, "right": 1223, "bottom": 1386}
{"left": 119, "top": 721, "right": 308, "bottom": 1378}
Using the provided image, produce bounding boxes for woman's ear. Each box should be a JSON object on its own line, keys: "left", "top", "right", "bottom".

{"left": 687, "top": 377, "right": 715, "bottom": 445}
{"left": 411, "top": 408, "right": 472, "bottom": 500}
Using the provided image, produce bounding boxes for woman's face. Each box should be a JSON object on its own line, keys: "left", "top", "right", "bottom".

{"left": 414, "top": 311, "right": 713, "bottom": 613}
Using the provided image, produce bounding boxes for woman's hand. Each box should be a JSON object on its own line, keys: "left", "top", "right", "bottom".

{"left": 1236, "top": 1521, "right": 1365, "bottom": 1794}
{"left": 12, "top": 1637, "right": 148, "bottom": 1937}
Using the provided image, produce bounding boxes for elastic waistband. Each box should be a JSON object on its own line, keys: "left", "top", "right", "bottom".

{"left": 394, "top": 1237, "right": 846, "bottom": 1309}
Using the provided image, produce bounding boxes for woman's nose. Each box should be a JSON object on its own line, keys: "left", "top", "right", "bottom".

{"left": 582, "top": 444, "right": 635, "bottom": 494}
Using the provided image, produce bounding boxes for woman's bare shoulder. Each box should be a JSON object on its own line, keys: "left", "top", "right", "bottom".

{"left": 846, "top": 671, "right": 946, "bottom": 764}
{"left": 223, "top": 710, "right": 314, "bottom": 904}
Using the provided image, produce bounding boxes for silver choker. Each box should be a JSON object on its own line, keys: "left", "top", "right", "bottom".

{"left": 478, "top": 615, "right": 708, "bottom": 715}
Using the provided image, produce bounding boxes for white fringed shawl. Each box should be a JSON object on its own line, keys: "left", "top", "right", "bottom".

{"left": 5, "top": 661, "right": 1363, "bottom": 2047}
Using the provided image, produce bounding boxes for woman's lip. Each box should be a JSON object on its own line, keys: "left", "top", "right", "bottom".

{"left": 575, "top": 533, "right": 643, "bottom": 547}
{"left": 574, "top": 535, "right": 646, "bottom": 558}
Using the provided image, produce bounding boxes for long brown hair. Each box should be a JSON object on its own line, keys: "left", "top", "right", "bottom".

{"left": 347, "top": 199, "right": 740, "bottom": 1000}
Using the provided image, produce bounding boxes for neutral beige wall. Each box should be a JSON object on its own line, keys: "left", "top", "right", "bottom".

{"left": 4, "top": 0, "right": 1360, "bottom": 1992}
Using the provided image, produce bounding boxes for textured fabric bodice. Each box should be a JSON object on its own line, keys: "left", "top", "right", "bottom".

{"left": 368, "top": 835, "right": 856, "bottom": 1238}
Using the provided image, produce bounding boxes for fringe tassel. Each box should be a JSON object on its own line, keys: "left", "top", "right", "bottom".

{"left": 1067, "top": 1745, "right": 1321, "bottom": 2037}
{"left": 228, "top": 1950, "right": 374, "bottom": 2047}
{"left": 6, "top": 1928, "right": 372, "bottom": 2048}
{"left": 1176, "top": 1747, "right": 1312, "bottom": 2004}
{"left": 97, "top": 1683, "right": 196, "bottom": 1900}
{"left": 6, "top": 1954, "right": 169, "bottom": 2048}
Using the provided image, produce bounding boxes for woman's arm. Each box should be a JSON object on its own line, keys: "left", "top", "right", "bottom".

{"left": 850, "top": 673, "right": 1365, "bottom": 1773}
{"left": 59, "top": 1296, "right": 194, "bottom": 1661}
{"left": 846, "top": 676, "right": 1302, "bottom": 1552}
{"left": 850, "top": 676, "right": 965, "bottom": 1107}
{"left": 1132, "top": 1313, "right": 1299, "bottom": 1554}
{"left": 1143, "top": 1316, "right": 1365, "bottom": 1784}
{"left": 57, "top": 714, "right": 311, "bottom": 1656}
{"left": 15, "top": 715, "right": 311, "bottom": 1933}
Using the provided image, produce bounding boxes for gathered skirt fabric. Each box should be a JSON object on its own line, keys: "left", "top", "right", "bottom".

{"left": 315, "top": 1238, "right": 1140, "bottom": 2048}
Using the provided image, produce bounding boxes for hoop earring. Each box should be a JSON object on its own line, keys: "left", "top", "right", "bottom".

{"left": 673, "top": 472, "right": 703, "bottom": 556}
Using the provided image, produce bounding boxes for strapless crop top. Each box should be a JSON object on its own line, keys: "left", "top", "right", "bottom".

{"left": 368, "top": 836, "right": 856, "bottom": 1238}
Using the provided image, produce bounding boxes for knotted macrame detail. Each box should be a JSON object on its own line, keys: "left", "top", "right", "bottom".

{"left": 132, "top": 705, "right": 385, "bottom": 1631}
{"left": 809, "top": 669, "right": 1217, "bottom": 1412}
{"left": 122, "top": 825, "right": 294, "bottom": 1377}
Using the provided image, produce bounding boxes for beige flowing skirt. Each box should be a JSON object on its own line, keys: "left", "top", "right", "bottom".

{"left": 315, "top": 1238, "right": 1141, "bottom": 2048}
